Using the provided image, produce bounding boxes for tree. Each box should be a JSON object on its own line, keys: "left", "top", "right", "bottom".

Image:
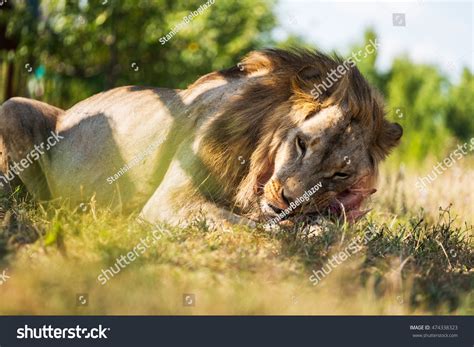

{"left": 1, "top": 0, "right": 276, "bottom": 107}
{"left": 385, "top": 57, "right": 453, "bottom": 162}
{"left": 446, "top": 68, "right": 474, "bottom": 142}
{"left": 348, "top": 28, "right": 386, "bottom": 92}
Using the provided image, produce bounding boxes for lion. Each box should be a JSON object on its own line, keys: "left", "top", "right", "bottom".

{"left": 0, "top": 49, "right": 402, "bottom": 226}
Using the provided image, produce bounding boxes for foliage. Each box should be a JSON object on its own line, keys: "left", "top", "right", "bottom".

{"left": 1, "top": 0, "right": 276, "bottom": 107}
{"left": 350, "top": 29, "right": 472, "bottom": 163}
{"left": 385, "top": 57, "right": 453, "bottom": 163}
{"left": 0, "top": 2, "right": 472, "bottom": 162}
{"left": 446, "top": 68, "right": 474, "bottom": 142}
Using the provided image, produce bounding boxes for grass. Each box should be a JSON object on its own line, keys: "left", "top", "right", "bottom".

{"left": 0, "top": 161, "right": 472, "bottom": 315}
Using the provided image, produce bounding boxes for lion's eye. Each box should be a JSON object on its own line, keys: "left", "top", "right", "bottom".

{"left": 295, "top": 136, "right": 307, "bottom": 157}
{"left": 332, "top": 172, "right": 349, "bottom": 180}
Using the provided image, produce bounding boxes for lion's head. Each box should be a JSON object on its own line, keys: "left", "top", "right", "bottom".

{"left": 196, "top": 49, "right": 402, "bottom": 222}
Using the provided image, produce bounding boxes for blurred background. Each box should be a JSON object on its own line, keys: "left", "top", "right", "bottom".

{"left": 0, "top": 0, "right": 472, "bottom": 164}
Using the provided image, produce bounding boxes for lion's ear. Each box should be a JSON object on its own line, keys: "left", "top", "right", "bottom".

{"left": 292, "top": 65, "right": 337, "bottom": 102}
{"left": 292, "top": 66, "right": 320, "bottom": 94}
{"left": 291, "top": 66, "right": 318, "bottom": 103}
{"left": 297, "top": 65, "right": 321, "bottom": 80}
{"left": 372, "top": 120, "right": 403, "bottom": 162}
{"left": 379, "top": 120, "right": 403, "bottom": 150}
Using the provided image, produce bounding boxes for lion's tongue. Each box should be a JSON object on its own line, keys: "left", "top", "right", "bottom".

{"left": 346, "top": 209, "right": 372, "bottom": 222}
{"left": 329, "top": 188, "right": 376, "bottom": 221}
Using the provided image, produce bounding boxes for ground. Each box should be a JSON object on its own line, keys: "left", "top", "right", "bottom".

{"left": 0, "top": 161, "right": 472, "bottom": 315}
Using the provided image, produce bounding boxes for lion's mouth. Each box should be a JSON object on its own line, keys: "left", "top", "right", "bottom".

{"left": 327, "top": 187, "right": 376, "bottom": 222}
{"left": 260, "top": 187, "right": 376, "bottom": 223}
{"left": 258, "top": 167, "right": 377, "bottom": 223}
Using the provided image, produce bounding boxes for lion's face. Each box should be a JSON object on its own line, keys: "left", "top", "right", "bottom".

{"left": 259, "top": 104, "right": 402, "bottom": 222}
{"left": 201, "top": 49, "right": 403, "bottom": 223}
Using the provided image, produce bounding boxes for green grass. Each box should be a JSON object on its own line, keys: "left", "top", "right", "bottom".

{"left": 0, "top": 164, "right": 472, "bottom": 315}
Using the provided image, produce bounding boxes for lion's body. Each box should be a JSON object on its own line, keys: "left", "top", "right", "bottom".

{"left": 49, "top": 87, "right": 186, "bottom": 212}
{"left": 0, "top": 49, "right": 402, "bottom": 226}
{"left": 0, "top": 75, "right": 254, "bottom": 224}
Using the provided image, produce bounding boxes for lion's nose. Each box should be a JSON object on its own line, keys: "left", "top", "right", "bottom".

{"left": 264, "top": 178, "right": 291, "bottom": 210}
{"left": 281, "top": 189, "right": 291, "bottom": 206}
{"left": 269, "top": 189, "right": 290, "bottom": 212}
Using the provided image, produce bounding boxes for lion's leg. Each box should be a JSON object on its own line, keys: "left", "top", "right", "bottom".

{"left": 141, "top": 190, "right": 256, "bottom": 228}
{"left": 0, "top": 97, "right": 64, "bottom": 199}
{"left": 139, "top": 156, "right": 255, "bottom": 228}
